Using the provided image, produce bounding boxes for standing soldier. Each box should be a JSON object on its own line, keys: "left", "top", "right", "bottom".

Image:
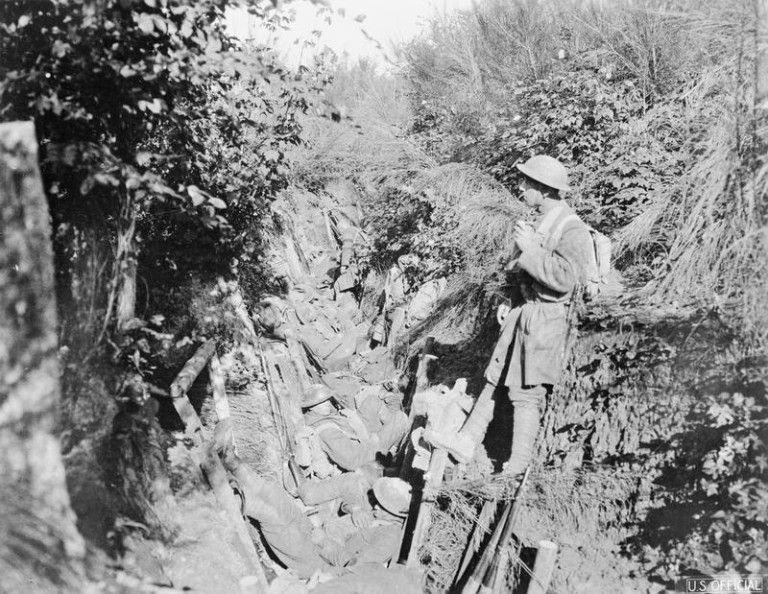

{"left": 424, "top": 155, "right": 593, "bottom": 477}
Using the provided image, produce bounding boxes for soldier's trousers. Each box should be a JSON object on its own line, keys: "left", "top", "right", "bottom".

{"left": 460, "top": 382, "right": 548, "bottom": 475}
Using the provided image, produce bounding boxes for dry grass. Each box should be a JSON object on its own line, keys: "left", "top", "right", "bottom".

{"left": 418, "top": 466, "right": 642, "bottom": 593}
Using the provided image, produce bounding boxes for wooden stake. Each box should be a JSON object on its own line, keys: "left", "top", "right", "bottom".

{"left": 209, "top": 353, "right": 230, "bottom": 421}
{"left": 526, "top": 540, "right": 558, "bottom": 594}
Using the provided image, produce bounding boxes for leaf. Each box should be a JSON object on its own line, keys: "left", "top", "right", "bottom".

{"left": 187, "top": 185, "right": 207, "bottom": 206}
{"left": 17, "top": 15, "right": 30, "bottom": 28}
{"left": 52, "top": 40, "right": 69, "bottom": 58}
{"left": 120, "top": 65, "right": 136, "bottom": 77}
{"left": 80, "top": 176, "right": 95, "bottom": 196}
{"left": 208, "top": 197, "right": 227, "bottom": 209}
{"left": 146, "top": 98, "right": 166, "bottom": 113}
{"left": 137, "top": 14, "right": 154, "bottom": 34}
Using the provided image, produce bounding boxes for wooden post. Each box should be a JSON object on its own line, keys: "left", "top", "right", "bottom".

{"left": 405, "top": 448, "right": 449, "bottom": 568}
{"left": 526, "top": 540, "right": 558, "bottom": 594}
{"left": 403, "top": 336, "right": 436, "bottom": 416}
{"left": 399, "top": 338, "right": 437, "bottom": 483}
{"left": 209, "top": 353, "right": 230, "bottom": 421}
{"left": 0, "top": 121, "right": 86, "bottom": 588}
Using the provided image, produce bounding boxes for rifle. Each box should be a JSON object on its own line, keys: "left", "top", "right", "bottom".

{"left": 461, "top": 468, "right": 531, "bottom": 594}
{"left": 257, "top": 342, "right": 294, "bottom": 457}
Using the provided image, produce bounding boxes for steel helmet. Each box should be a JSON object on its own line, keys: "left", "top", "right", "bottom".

{"left": 516, "top": 155, "right": 570, "bottom": 192}
{"left": 373, "top": 477, "right": 412, "bottom": 517}
{"left": 301, "top": 383, "right": 335, "bottom": 409}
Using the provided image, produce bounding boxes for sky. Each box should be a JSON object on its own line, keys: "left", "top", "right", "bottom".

{"left": 226, "top": 0, "right": 475, "bottom": 70}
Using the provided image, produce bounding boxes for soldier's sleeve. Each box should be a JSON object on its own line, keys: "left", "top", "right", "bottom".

{"left": 516, "top": 222, "right": 592, "bottom": 293}
{"left": 317, "top": 426, "right": 376, "bottom": 471}
{"left": 298, "top": 474, "right": 369, "bottom": 512}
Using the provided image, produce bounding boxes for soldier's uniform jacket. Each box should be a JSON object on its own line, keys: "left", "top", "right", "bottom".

{"left": 305, "top": 409, "right": 378, "bottom": 471}
{"left": 485, "top": 204, "right": 593, "bottom": 389}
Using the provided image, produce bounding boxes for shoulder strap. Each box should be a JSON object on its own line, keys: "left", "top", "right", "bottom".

{"left": 551, "top": 212, "right": 582, "bottom": 245}
{"left": 313, "top": 414, "right": 367, "bottom": 441}
{"left": 535, "top": 205, "right": 569, "bottom": 237}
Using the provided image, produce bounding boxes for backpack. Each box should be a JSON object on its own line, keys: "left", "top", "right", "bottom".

{"left": 552, "top": 213, "right": 612, "bottom": 299}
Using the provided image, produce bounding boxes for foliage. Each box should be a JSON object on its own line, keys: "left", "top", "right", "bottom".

{"left": 408, "top": 45, "right": 693, "bottom": 236}
{"left": 0, "top": 0, "right": 327, "bottom": 548}
{"left": 627, "top": 361, "right": 768, "bottom": 583}
{"left": 0, "top": 0, "right": 319, "bottom": 348}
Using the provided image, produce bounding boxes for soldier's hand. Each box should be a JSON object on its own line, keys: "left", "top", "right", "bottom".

{"left": 513, "top": 221, "right": 537, "bottom": 253}
{"left": 497, "top": 303, "right": 511, "bottom": 325}
{"left": 351, "top": 508, "right": 373, "bottom": 529}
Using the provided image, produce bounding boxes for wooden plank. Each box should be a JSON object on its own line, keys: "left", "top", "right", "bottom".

{"left": 169, "top": 340, "right": 215, "bottom": 442}
{"left": 405, "top": 448, "right": 449, "bottom": 568}
{"left": 170, "top": 340, "right": 216, "bottom": 398}
{"left": 526, "top": 541, "right": 558, "bottom": 594}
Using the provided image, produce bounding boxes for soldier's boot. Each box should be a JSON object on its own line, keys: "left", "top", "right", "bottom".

{"left": 423, "top": 383, "right": 496, "bottom": 463}
{"left": 501, "top": 400, "right": 541, "bottom": 477}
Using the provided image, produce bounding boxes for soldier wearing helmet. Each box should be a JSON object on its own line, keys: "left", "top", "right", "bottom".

{"left": 424, "top": 155, "right": 593, "bottom": 476}
{"left": 299, "top": 384, "right": 408, "bottom": 474}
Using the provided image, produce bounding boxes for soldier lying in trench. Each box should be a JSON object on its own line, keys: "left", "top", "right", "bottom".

{"left": 213, "top": 420, "right": 411, "bottom": 579}
{"left": 296, "top": 384, "right": 408, "bottom": 474}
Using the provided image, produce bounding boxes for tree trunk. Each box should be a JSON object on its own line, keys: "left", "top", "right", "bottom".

{"left": 0, "top": 121, "right": 87, "bottom": 589}
{"left": 116, "top": 254, "right": 137, "bottom": 329}
{"left": 115, "top": 187, "right": 138, "bottom": 331}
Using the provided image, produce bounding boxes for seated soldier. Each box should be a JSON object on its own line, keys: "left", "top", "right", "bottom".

{"left": 300, "top": 384, "right": 408, "bottom": 473}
